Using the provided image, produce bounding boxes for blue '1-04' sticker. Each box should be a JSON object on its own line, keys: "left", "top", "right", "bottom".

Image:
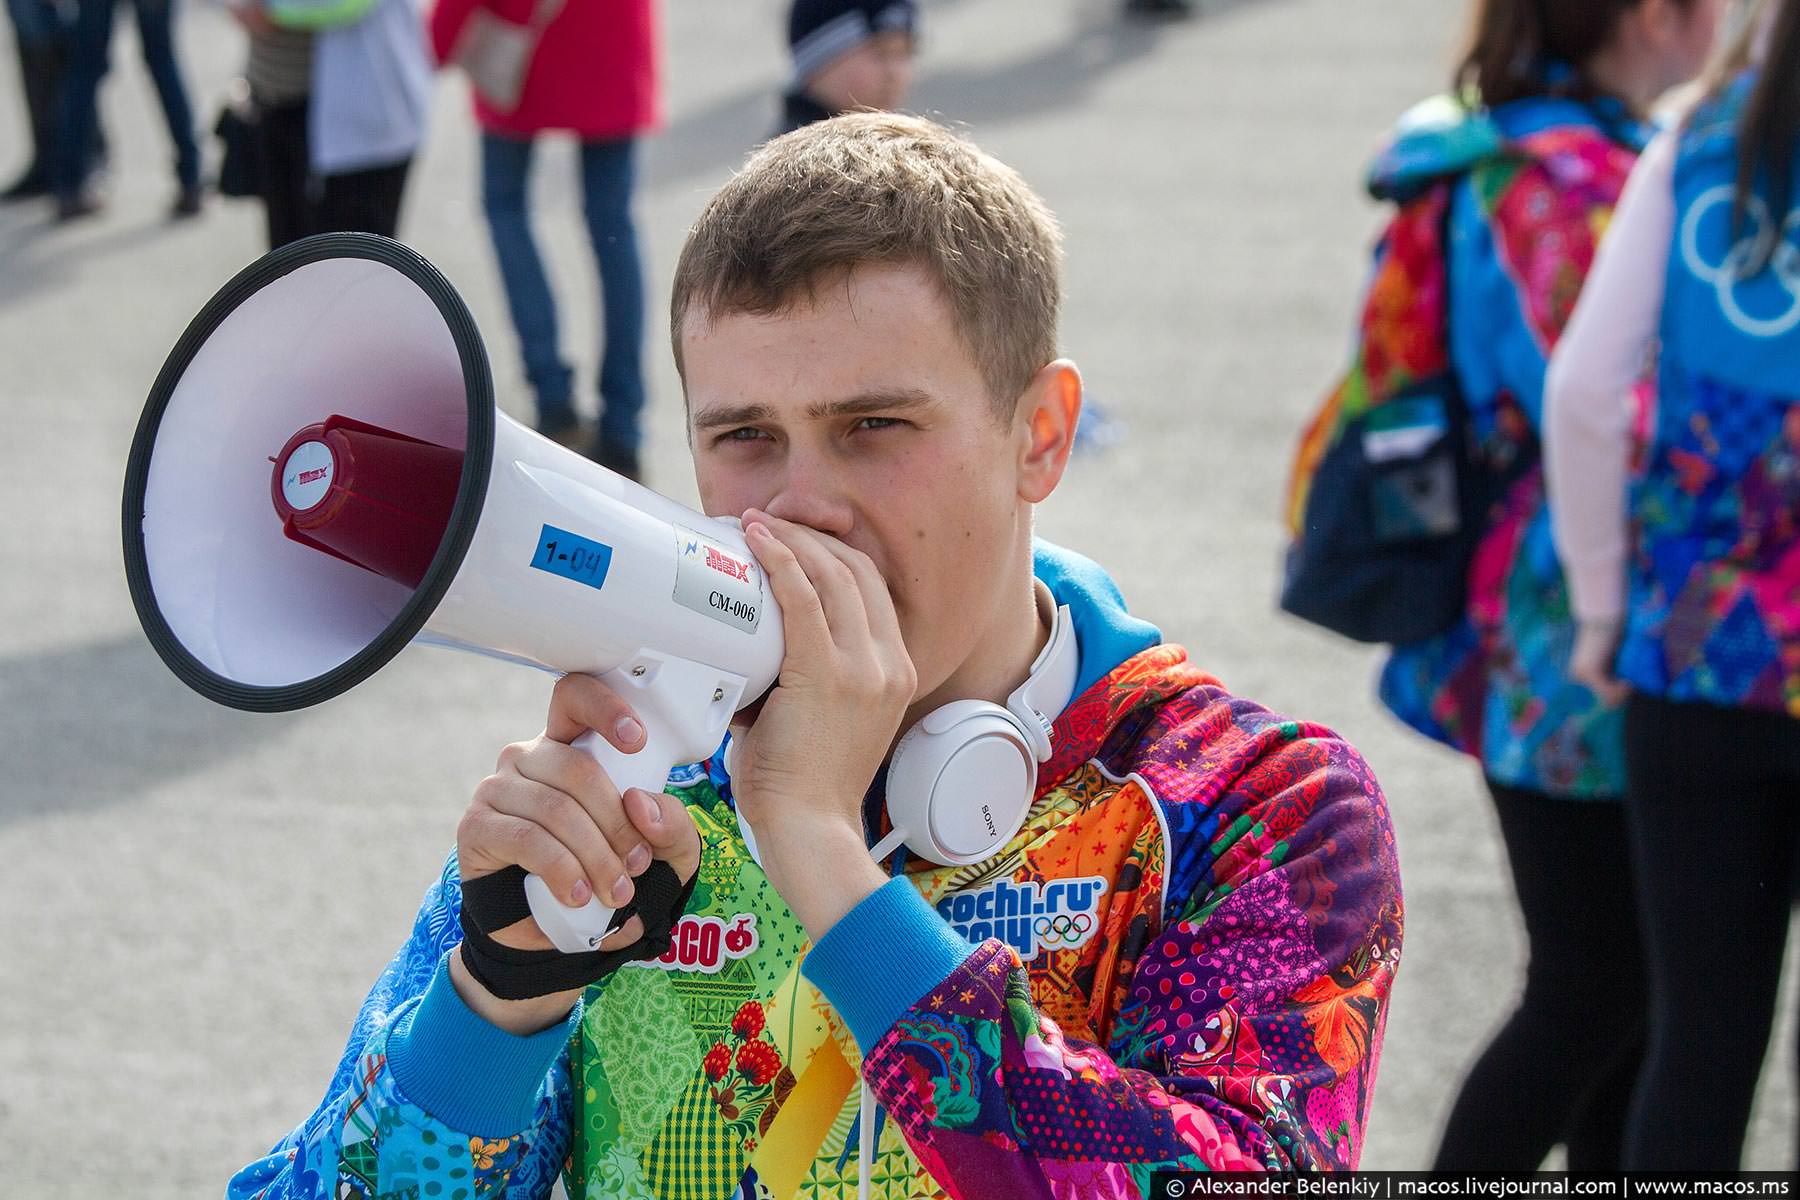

{"left": 530, "top": 524, "right": 613, "bottom": 591}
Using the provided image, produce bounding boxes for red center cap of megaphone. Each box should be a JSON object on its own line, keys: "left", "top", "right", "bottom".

{"left": 270, "top": 415, "right": 463, "bottom": 591}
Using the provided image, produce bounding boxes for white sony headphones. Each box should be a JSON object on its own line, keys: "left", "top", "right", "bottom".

{"left": 732, "top": 584, "right": 1080, "bottom": 869}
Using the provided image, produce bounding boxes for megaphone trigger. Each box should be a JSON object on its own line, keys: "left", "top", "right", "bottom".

{"left": 521, "top": 871, "right": 622, "bottom": 953}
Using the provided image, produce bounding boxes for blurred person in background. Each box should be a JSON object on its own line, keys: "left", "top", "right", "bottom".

{"left": 780, "top": 0, "right": 914, "bottom": 134}
{"left": 1547, "top": 0, "right": 1800, "bottom": 1169}
{"left": 430, "top": 0, "right": 658, "bottom": 480}
{"left": 229, "top": 0, "right": 431, "bottom": 249}
{"left": 52, "top": 0, "right": 201, "bottom": 220}
{"left": 3, "top": 0, "right": 104, "bottom": 200}
{"left": 1288, "top": 0, "right": 1721, "bottom": 1170}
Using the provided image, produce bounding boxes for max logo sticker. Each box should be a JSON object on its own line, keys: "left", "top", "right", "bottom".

{"left": 672, "top": 524, "right": 763, "bottom": 634}
{"left": 639, "top": 913, "right": 759, "bottom": 974}
{"left": 935, "top": 876, "right": 1108, "bottom": 961}
{"left": 705, "top": 545, "right": 752, "bottom": 582}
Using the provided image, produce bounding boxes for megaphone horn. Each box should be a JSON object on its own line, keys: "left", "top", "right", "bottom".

{"left": 122, "top": 234, "right": 785, "bottom": 954}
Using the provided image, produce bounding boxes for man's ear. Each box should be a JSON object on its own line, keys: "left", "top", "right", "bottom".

{"left": 1014, "top": 359, "right": 1082, "bottom": 504}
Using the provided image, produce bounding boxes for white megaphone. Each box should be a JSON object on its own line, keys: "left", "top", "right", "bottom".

{"left": 121, "top": 233, "right": 784, "bottom": 955}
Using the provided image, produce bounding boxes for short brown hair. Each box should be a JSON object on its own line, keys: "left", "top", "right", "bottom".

{"left": 671, "top": 112, "right": 1063, "bottom": 419}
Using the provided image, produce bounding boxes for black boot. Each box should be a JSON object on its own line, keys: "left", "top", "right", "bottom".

{"left": 1, "top": 43, "right": 63, "bottom": 202}
{"left": 1123, "top": 0, "right": 1195, "bottom": 18}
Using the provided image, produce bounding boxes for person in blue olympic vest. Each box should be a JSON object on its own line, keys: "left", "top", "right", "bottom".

{"left": 1548, "top": 0, "right": 1800, "bottom": 1168}
{"left": 1299, "top": 0, "right": 1721, "bottom": 1170}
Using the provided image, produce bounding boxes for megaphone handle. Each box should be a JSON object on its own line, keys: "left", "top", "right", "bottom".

{"left": 522, "top": 653, "right": 745, "bottom": 955}
{"left": 521, "top": 722, "right": 681, "bottom": 955}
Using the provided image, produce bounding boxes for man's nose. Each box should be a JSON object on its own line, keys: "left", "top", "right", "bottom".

{"left": 759, "top": 457, "right": 854, "bottom": 538}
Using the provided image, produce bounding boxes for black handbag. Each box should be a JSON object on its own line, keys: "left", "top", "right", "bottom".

{"left": 1279, "top": 380, "right": 1486, "bottom": 644}
{"left": 213, "top": 83, "right": 262, "bottom": 199}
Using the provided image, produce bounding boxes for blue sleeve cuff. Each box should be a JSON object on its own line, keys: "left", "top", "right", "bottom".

{"left": 801, "top": 878, "right": 978, "bottom": 1052}
{"left": 384, "top": 953, "right": 578, "bottom": 1137}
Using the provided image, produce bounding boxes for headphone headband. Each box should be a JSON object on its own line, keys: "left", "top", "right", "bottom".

{"left": 1005, "top": 595, "right": 1080, "bottom": 762}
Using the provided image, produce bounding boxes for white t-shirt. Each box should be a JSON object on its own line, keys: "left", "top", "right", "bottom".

{"left": 1544, "top": 128, "right": 1679, "bottom": 624}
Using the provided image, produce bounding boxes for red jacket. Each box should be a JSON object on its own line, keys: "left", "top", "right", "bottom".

{"left": 429, "top": 0, "right": 659, "bottom": 139}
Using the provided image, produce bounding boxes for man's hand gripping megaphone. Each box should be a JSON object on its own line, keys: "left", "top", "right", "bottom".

{"left": 449, "top": 507, "right": 911, "bottom": 1032}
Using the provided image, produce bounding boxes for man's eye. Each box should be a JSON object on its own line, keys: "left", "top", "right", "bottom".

{"left": 855, "top": 417, "right": 903, "bottom": 432}
{"left": 718, "top": 428, "right": 769, "bottom": 444}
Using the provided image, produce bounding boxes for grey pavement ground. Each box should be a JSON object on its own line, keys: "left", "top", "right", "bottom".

{"left": 1, "top": 0, "right": 1795, "bottom": 1192}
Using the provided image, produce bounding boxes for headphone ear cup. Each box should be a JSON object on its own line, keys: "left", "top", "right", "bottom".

{"left": 883, "top": 719, "right": 934, "bottom": 858}
{"left": 886, "top": 701, "right": 1037, "bottom": 866}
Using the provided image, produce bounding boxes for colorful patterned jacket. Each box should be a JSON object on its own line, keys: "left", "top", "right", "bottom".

{"left": 1292, "top": 93, "right": 1649, "bottom": 798}
{"left": 228, "top": 544, "right": 1404, "bottom": 1199}
{"left": 1620, "top": 71, "right": 1800, "bottom": 714}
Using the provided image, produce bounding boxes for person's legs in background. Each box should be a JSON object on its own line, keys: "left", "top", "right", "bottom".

{"left": 1432, "top": 781, "right": 1648, "bottom": 1169}
{"left": 315, "top": 157, "right": 410, "bottom": 238}
{"left": 127, "top": 0, "right": 201, "bottom": 215}
{"left": 579, "top": 136, "right": 647, "bottom": 479}
{"left": 479, "top": 131, "right": 578, "bottom": 444}
{"left": 252, "top": 98, "right": 311, "bottom": 249}
{"left": 4, "top": 0, "right": 67, "bottom": 199}
{"left": 1563, "top": 1027, "right": 1649, "bottom": 1170}
{"left": 1621, "top": 695, "right": 1800, "bottom": 1168}
{"left": 52, "top": 0, "right": 116, "bottom": 219}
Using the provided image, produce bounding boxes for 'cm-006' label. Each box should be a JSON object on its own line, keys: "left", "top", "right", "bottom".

{"left": 672, "top": 525, "right": 764, "bottom": 633}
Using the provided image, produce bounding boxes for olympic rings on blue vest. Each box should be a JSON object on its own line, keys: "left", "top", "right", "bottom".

{"left": 1678, "top": 182, "right": 1800, "bottom": 338}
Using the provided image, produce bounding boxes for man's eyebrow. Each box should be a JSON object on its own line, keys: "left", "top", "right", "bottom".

{"left": 691, "top": 402, "right": 776, "bottom": 431}
{"left": 691, "top": 390, "right": 938, "bottom": 431}
{"left": 805, "top": 389, "right": 937, "bottom": 420}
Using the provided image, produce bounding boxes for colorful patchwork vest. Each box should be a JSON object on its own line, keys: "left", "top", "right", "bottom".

{"left": 1619, "top": 72, "right": 1800, "bottom": 715}
{"left": 1311, "top": 93, "right": 1647, "bottom": 796}
{"left": 566, "top": 722, "right": 1176, "bottom": 1199}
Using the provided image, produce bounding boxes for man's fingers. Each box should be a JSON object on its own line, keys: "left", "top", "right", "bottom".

{"left": 802, "top": 528, "right": 909, "bottom": 666}
{"left": 460, "top": 809, "right": 592, "bottom": 909}
{"left": 486, "top": 779, "right": 638, "bottom": 909}
{"left": 623, "top": 788, "right": 704, "bottom": 880}
{"left": 749, "top": 511, "right": 869, "bottom": 645}
{"left": 509, "top": 739, "right": 651, "bottom": 889}
{"left": 745, "top": 518, "right": 832, "bottom": 656}
{"left": 547, "top": 673, "right": 646, "bottom": 752}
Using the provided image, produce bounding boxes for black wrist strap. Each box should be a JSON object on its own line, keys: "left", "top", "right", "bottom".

{"left": 457, "top": 862, "right": 696, "bottom": 1000}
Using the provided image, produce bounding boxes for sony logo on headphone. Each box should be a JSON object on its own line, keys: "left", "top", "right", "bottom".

{"left": 981, "top": 805, "right": 997, "bottom": 837}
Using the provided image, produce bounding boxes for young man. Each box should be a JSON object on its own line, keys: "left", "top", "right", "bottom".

{"left": 230, "top": 114, "right": 1403, "bottom": 1199}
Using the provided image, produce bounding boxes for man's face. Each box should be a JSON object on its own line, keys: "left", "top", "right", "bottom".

{"left": 682, "top": 263, "right": 1027, "bottom": 705}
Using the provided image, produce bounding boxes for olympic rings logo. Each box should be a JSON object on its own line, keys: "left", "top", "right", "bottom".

{"left": 1033, "top": 912, "right": 1094, "bottom": 945}
{"left": 1678, "top": 183, "right": 1800, "bottom": 338}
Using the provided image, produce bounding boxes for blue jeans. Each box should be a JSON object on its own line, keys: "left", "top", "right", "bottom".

{"left": 480, "top": 133, "right": 647, "bottom": 451}
{"left": 55, "top": 0, "right": 199, "bottom": 196}
{"left": 5, "top": 0, "right": 63, "bottom": 48}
